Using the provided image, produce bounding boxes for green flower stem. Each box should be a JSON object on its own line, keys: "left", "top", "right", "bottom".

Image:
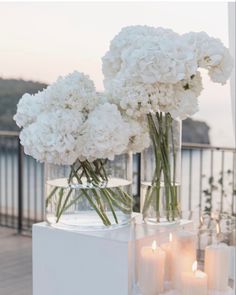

{"left": 71, "top": 165, "right": 82, "bottom": 183}
{"left": 170, "top": 119, "right": 180, "bottom": 218}
{"left": 93, "top": 159, "right": 108, "bottom": 181}
{"left": 81, "top": 160, "right": 132, "bottom": 215}
{"left": 80, "top": 161, "right": 120, "bottom": 224}
{"left": 60, "top": 193, "right": 83, "bottom": 212}
{"left": 143, "top": 112, "right": 179, "bottom": 222}
{"left": 71, "top": 162, "right": 112, "bottom": 225}
{"left": 56, "top": 188, "right": 73, "bottom": 222}
{"left": 101, "top": 190, "right": 119, "bottom": 224}
{"left": 46, "top": 186, "right": 58, "bottom": 208}
{"left": 46, "top": 158, "right": 133, "bottom": 226}
{"left": 161, "top": 116, "right": 177, "bottom": 220}
{"left": 142, "top": 115, "right": 162, "bottom": 218}
{"left": 91, "top": 188, "right": 111, "bottom": 225}
{"left": 82, "top": 189, "right": 111, "bottom": 226}
{"left": 106, "top": 188, "right": 132, "bottom": 214}
{"left": 55, "top": 188, "right": 64, "bottom": 219}
{"left": 115, "top": 187, "right": 133, "bottom": 206}
{"left": 144, "top": 114, "right": 165, "bottom": 220}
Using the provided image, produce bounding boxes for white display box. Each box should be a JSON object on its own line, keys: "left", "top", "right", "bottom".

{"left": 33, "top": 216, "right": 193, "bottom": 295}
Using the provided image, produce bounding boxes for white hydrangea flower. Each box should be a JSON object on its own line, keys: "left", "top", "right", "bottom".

{"left": 170, "top": 91, "right": 199, "bottom": 120}
{"left": 106, "top": 79, "right": 158, "bottom": 118}
{"left": 103, "top": 26, "right": 232, "bottom": 122}
{"left": 44, "top": 71, "right": 98, "bottom": 113}
{"left": 105, "top": 76, "right": 202, "bottom": 119}
{"left": 184, "top": 31, "right": 233, "bottom": 84}
{"left": 105, "top": 78, "right": 159, "bottom": 118}
{"left": 13, "top": 91, "right": 45, "bottom": 128}
{"left": 100, "top": 89, "right": 151, "bottom": 152}
{"left": 76, "top": 103, "right": 130, "bottom": 162}
{"left": 103, "top": 26, "right": 197, "bottom": 85}
{"left": 126, "top": 118, "right": 150, "bottom": 153}
{"left": 102, "top": 25, "right": 160, "bottom": 80}
{"left": 20, "top": 109, "right": 84, "bottom": 165}
{"left": 178, "top": 71, "right": 203, "bottom": 97}
{"left": 208, "top": 49, "right": 233, "bottom": 84}
{"left": 15, "top": 69, "right": 143, "bottom": 164}
{"left": 167, "top": 73, "right": 202, "bottom": 120}
{"left": 96, "top": 91, "right": 110, "bottom": 104}
{"left": 123, "top": 36, "right": 197, "bottom": 84}
{"left": 155, "top": 83, "right": 179, "bottom": 113}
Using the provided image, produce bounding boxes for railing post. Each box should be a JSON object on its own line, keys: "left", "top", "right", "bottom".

{"left": 232, "top": 150, "right": 236, "bottom": 216}
{"left": 17, "top": 137, "right": 23, "bottom": 234}
{"left": 137, "top": 153, "right": 141, "bottom": 211}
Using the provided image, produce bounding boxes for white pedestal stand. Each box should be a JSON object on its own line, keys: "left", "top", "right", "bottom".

{"left": 33, "top": 215, "right": 193, "bottom": 295}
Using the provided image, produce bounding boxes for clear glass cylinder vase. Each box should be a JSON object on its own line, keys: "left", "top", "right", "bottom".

{"left": 45, "top": 153, "right": 133, "bottom": 231}
{"left": 141, "top": 112, "right": 182, "bottom": 225}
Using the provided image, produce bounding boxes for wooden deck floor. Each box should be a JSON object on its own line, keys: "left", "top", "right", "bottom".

{"left": 0, "top": 227, "right": 32, "bottom": 295}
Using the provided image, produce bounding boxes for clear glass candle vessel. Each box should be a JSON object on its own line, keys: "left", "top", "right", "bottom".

{"left": 45, "top": 153, "right": 133, "bottom": 231}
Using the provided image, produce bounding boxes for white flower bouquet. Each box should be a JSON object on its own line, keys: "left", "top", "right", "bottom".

{"left": 14, "top": 71, "right": 145, "bottom": 227}
{"left": 13, "top": 26, "right": 233, "bottom": 227}
{"left": 102, "top": 26, "right": 233, "bottom": 223}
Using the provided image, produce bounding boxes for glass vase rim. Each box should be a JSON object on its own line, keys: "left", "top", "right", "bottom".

{"left": 47, "top": 176, "right": 132, "bottom": 189}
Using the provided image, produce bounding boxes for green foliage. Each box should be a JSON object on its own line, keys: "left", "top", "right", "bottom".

{"left": 203, "top": 169, "right": 235, "bottom": 216}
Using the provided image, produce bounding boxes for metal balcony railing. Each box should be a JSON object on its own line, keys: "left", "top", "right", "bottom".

{"left": 0, "top": 131, "right": 235, "bottom": 234}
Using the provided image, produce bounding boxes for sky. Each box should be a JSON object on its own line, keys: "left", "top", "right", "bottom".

{"left": 0, "top": 1, "right": 235, "bottom": 147}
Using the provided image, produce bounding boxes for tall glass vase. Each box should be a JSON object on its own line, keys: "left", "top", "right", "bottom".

{"left": 45, "top": 153, "right": 133, "bottom": 231}
{"left": 141, "top": 112, "right": 182, "bottom": 225}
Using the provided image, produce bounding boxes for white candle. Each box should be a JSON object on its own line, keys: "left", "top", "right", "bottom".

{"left": 229, "top": 246, "right": 236, "bottom": 280}
{"left": 139, "top": 240, "right": 166, "bottom": 295}
{"left": 205, "top": 243, "right": 230, "bottom": 292}
{"left": 161, "top": 233, "right": 173, "bottom": 282}
{"left": 172, "top": 231, "right": 196, "bottom": 290}
{"left": 181, "top": 261, "right": 208, "bottom": 295}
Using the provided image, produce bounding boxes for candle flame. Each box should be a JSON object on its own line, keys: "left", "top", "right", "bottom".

{"left": 216, "top": 223, "right": 220, "bottom": 235}
{"left": 152, "top": 240, "right": 157, "bottom": 251}
{"left": 169, "top": 233, "right": 173, "bottom": 242}
{"left": 192, "top": 261, "right": 198, "bottom": 273}
{"left": 200, "top": 216, "right": 203, "bottom": 224}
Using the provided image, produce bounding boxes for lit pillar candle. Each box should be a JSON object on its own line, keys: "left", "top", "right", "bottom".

{"left": 172, "top": 231, "right": 196, "bottom": 290}
{"left": 139, "top": 240, "right": 166, "bottom": 295}
{"left": 161, "top": 233, "right": 173, "bottom": 282}
{"left": 181, "top": 261, "right": 208, "bottom": 295}
{"left": 205, "top": 243, "right": 230, "bottom": 292}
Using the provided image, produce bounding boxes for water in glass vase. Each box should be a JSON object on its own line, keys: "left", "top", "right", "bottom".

{"left": 45, "top": 156, "right": 133, "bottom": 231}
{"left": 141, "top": 181, "right": 181, "bottom": 225}
{"left": 46, "top": 154, "right": 133, "bottom": 230}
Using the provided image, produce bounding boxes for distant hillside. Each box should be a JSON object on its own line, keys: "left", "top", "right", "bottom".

{"left": 0, "top": 78, "right": 210, "bottom": 144}
{"left": 0, "top": 78, "right": 47, "bottom": 131}
{"left": 182, "top": 117, "right": 210, "bottom": 144}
